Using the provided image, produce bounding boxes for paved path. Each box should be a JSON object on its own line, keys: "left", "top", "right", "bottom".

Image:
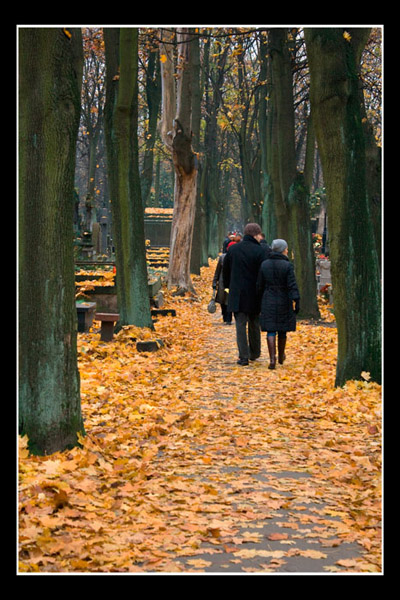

{"left": 142, "top": 308, "right": 381, "bottom": 574}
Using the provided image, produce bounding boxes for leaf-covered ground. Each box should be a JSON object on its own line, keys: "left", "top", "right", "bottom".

{"left": 18, "top": 261, "right": 382, "bottom": 574}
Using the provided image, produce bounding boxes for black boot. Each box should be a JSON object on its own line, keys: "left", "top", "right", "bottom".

{"left": 237, "top": 358, "right": 249, "bottom": 366}
{"left": 278, "top": 336, "right": 287, "bottom": 365}
{"left": 267, "top": 336, "right": 276, "bottom": 370}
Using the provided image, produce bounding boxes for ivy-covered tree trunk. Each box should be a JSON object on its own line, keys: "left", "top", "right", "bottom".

{"left": 19, "top": 27, "right": 84, "bottom": 455}
{"left": 305, "top": 28, "right": 381, "bottom": 385}
{"left": 104, "top": 28, "right": 153, "bottom": 328}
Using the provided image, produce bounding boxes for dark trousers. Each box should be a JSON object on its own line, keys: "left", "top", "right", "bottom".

{"left": 234, "top": 311, "right": 261, "bottom": 361}
{"left": 221, "top": 304, "right": 232, "bottom": 323}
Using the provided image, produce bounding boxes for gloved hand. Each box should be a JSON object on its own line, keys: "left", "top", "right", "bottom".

{"left": 294, "top": 299, "right": 300, "bottom": 314}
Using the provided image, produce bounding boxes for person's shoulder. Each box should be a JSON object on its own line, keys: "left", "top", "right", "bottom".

{"left": 227, "top": 242, "right": 240, "bottom": 253}
{"left": 257, "top": 243, "right": 268, "bottom": 257}
{"left": 260, "top": 257, "right": 271, "bottom": 269}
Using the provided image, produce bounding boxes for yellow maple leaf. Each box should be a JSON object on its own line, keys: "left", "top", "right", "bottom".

{"left": 19, "top": 435, "right": 30, "bottom": 459}
{"left": 186, "top": 558, "right": 212, "bottom": 568}
{"left": 299, "top": 549, "right": 327, "bottom": 560}
{"left": 43, "top": 459, "right": 62, "bottom": 476}
{"left": 73, "top": 478, "right": 97, "bottom": 493}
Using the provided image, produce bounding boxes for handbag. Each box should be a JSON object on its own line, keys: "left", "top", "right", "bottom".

{"left": 207, "top": 290, "right": 217, "bottom": 313}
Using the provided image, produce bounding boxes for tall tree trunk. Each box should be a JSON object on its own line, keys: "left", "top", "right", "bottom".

{"left": 202, "top": 41, "right": 228, "bottom": 259}
{"left": 159, "top": 28, "right": 198, "bottom": 293}
{"left": 238, "top": 136, "right": 261, "bottom": 224}
{"left": 258, "top": 34, "right": 276, "bottom": 240}
{"left": 104, "top": 28, "right": 153, "bottom": 328}
{"left": 269, "top": 28, "right": 293, "bottom": 242}
{"left": 303, "top": 111, "right": 316, "bottom": 193}
{"left": 86, "top": 120, "right": 101, "bottom": 207}
{"left": 169, "top": 116, "right": 198, "bottom": 292}
{"left": 236, "top": 45, "right": 262, "bottom": 225}
{"left": 154, "top": 152, "right": 161, "bottom": 206}
{"left": 269, "top": 28, "right": 320, "bottom": 319}
{"left": 305, "top": 28, "right": 381, "bottom": 385}
{"left": 19, "top": 27, "right": 84, "bottom": 455}
{"left": 288, "top": 172, "right": 320, "bottom": 319}
{"left": 141, "top": 44, "right": 162, "bottom": 207}
{"left": 189, "top": 29, "right": 202, "bottom": 275}
{"left": 359, "top": 80, "right": 382, "bottom": 271}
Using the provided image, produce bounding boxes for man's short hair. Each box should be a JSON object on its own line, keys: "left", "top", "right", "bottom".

{"left": 243, "top": 223, "right": 262, "bottom": 237}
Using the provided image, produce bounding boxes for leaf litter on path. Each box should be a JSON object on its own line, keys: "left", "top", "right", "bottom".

{"left": 19, "top": 261, "right": 382, "bottom": 574}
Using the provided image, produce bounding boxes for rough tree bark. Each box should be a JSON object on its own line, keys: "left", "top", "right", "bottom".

{"left": 258, "top": 32, "right": 277, "bottom": 241}
{"left": 141, "top": 42, "right": 162, "bottom": 207}
{"left": 104, "top": 28, "right": 153, "bottom": 328}
{"left": 19, "top": 27, "right": 84, "bottom": 455}
{"left": 305, "top": 28, "right": 381, "bottom": 385}
{"left": 269, "top": 28, "right": 320, "bottom": 320}
{"left": 201, "top": 39, "right": 229, "bottom": 259}
{"left": 159, "top": 27, "right": 198, "bottom": 294}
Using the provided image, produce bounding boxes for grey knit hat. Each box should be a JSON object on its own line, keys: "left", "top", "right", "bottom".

{"left": 271, "top": 239, "right": 288, "bottom": 253}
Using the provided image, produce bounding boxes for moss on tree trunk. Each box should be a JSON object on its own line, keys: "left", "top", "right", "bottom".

{"left": 288, "top": 173, "right": 320, "bottom": 320}
{"left": 305, "top": 28, "right": 381, "bottom": 385}
{"left": 18, "top": 28, "right": 84, "bottom": 455}
{"left": 268, "top": 29, "right": 320, "bottom": 320}
{"left": 104, "top": 28, "right": 153, "bottom": 328}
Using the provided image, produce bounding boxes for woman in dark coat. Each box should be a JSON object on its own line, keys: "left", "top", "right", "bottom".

{"left": 257, "top": 239, "right": 300, "bottom": 369}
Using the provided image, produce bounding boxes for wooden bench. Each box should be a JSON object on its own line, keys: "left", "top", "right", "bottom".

{"left": 95, "top": 312, "right": 120, "bottom": 341}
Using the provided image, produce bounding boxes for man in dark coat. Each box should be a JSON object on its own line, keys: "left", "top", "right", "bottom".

{"left": 257, "top": 239, "right": 300, "bottom": 369}
{"left": 223, "top": 223, "right": 269, "bottom": 365}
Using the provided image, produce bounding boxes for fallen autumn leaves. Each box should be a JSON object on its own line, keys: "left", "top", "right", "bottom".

{"left": 18, "top": 261, "right": 382, "bottom": 574}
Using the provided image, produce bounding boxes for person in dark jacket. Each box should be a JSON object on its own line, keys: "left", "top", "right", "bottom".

{"left": 257, "top": 239, "right": 300, "bottom": 369}
{"left": 222, "top": 232, "right": 235, "bottom": 253}
{"left": 259, "top": 232, "right": 272, "bottom": 257}
{"left": 223, "top": 223, "right": 269, "bottom": 365}
{"left": 212, "top": 253, "right": 232, "bottom": 324}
